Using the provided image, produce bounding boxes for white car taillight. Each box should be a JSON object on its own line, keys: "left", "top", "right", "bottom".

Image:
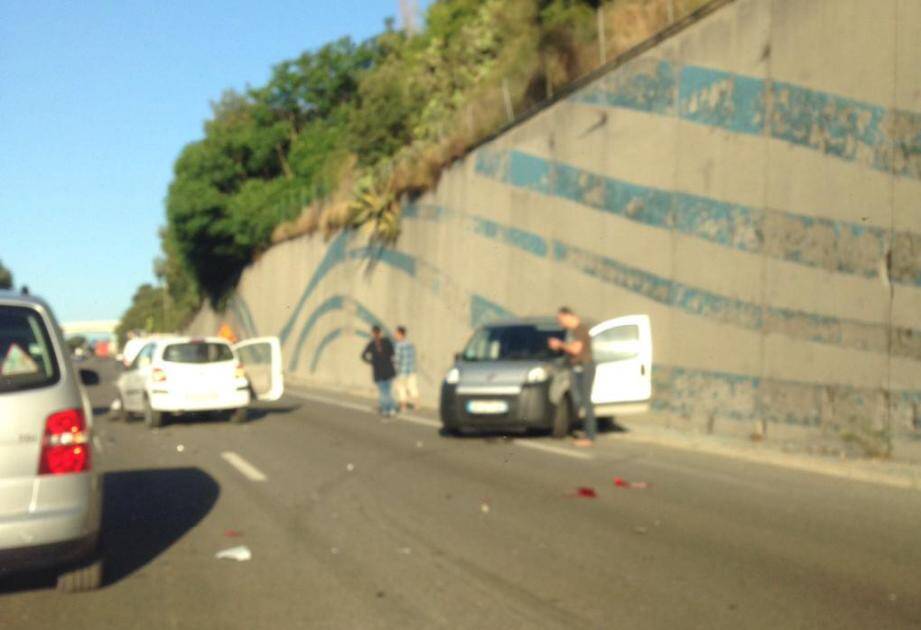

{"left": 39, "top": 409, "right": 91, "bottom": 475}
{"left": 152, "top": 367, "right": 167, "bottom": 382}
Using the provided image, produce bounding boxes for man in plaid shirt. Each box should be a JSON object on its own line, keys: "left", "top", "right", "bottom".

{"left": 393, "top": 326, "right": 419, "bottom": 412}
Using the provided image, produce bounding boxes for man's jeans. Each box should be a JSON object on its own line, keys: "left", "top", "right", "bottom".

{"left": 571, "top": 364, "right": 597, "bottom": 440}
{"left": 376, "top": 379, "right": 396, "bottom": 414}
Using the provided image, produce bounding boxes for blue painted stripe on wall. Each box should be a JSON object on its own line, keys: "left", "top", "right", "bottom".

{"left": 349, "top": 245, "right": 417, "bottom": 276}
{"left": 310, "top": 328, "right": 372, "bottom": 373}
{"left": 576, "top": 58, "right": 676, "bottom": 115}
{"left": 569, "top": 60, "right": 921, "bottom": 180}
{"left": 288, "top": 296, "right": 344, "bottom": 371}
{"left": 288, "top": 294, "right": 393, "bottom": 372}
{"left": 309, "top": 328, "right": 342, "bottom": 373}
{"left": 678, "top": 65, "right": 766, "bottom": 136}
{"left": 475, "top": 148, "right": 910, "bottom": 284}
{"left": 230, "top": 294, "right": 258, "bottom": 337}
{"left": 278, "top": 231, "right": 350, "bottom": 345}
{"left": 470, "top": 294, "right": 515, "bottom": 328}
{"left": 405, "top": 203, "right": 921, "bottom": 360}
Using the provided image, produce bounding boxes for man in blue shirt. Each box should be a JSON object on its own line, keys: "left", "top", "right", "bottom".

{"left": 393, "top": 326, "right": 419, "bottom": 412}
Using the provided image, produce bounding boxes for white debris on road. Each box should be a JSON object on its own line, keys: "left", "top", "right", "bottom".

{"left": 215, "top": 545, "right": 252, "bottom": 562}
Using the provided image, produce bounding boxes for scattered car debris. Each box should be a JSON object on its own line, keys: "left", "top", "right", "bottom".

{"left": 397, "top": 547, "right": 412, "bottom": 555}
{"left": 110, "top": 398, "right": 122, "bottom": 411}
{"left": 223, "top": 530, "right": 243, "bottom": 538}
{"left": 567, "top": 487, "right": 597, "bottom": 498}
{"left": 215, "top": 545, "right": 251, "bottom": 562}
{"left": 176, "top": 444, "right": 185, "bottom": 453}
{"left": 633, "top": 526, "right": 648, "bottom": 535}
{"left": 346, "top": 463, "right": 355, "bottom": 472}
{"left": 614, "top": 477, "right": 650, "bottom": 489}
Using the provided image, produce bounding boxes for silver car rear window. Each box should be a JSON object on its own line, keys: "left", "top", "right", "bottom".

{"left": 163, "top": 342, "right": 233, "bottom": 364}
{"left": 0, "top": 305, "right": 60, "bottom": 393}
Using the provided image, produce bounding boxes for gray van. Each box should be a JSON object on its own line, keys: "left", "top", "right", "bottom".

{"left": 0, "top": 291, "right": 103, "bottom": 591}
{"left": 440, "top": 315, "right": 652, "bottom": 437}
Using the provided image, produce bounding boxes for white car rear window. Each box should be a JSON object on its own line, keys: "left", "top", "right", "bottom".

{"left": 163, "top": 342, "right": 233, "bottom": 364}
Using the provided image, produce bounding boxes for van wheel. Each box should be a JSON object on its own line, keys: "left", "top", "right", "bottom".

{"left": 230, "top": 407, "right": 248, "bottom": 424}
{"left": 57, "top": 556, "right": 103, "bottom": 593}
{"left": 144, "top": 396, "right": 165, "bottom": 429}
{"left": 551, "top": 395, "right": 573, "bottom": 439}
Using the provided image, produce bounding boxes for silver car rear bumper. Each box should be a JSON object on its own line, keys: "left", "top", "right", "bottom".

{"left": 0, "top": 472, "right": 102, "bottom": 573}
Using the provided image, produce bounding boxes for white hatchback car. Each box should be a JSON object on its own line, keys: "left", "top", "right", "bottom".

{"left": 114, "top": 336, "right": 283, "bottom": 428}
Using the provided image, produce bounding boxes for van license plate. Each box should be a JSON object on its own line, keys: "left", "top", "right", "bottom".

{"left": 466, "top": 400, "right": 508, "bottom": 414}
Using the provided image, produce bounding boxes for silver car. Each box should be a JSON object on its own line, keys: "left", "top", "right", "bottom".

{"left": 440, "top": 315, "right": 653, "bottom": 437}
{"left": 0, "top": 291, "right": 103, "bottom": 591}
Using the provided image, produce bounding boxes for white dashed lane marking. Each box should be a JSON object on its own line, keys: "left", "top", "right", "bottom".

{"left": 221, "top": 451, "right": 268, "bottom": 482}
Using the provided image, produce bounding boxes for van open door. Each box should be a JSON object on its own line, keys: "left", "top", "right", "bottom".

{"left": 233, "top": 337, "right": 284, "bottom": 402}
{"left": 589, "top": 315, "right": 652, "bottom": 416}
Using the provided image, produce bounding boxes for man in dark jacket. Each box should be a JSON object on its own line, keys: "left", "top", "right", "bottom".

{"left": 361, "top": 325, "right": 397, "bottom": 416}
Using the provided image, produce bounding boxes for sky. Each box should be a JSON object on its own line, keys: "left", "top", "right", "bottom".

{"left": 0, "top": 0, "right": 427, "bottom": 322}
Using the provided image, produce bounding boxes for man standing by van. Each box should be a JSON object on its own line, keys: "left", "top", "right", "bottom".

{"left": 548, "top": 306, "right": 596, "bottom": 447}
{"left": 361, "top": 325, "right": 397, "bottom": 416}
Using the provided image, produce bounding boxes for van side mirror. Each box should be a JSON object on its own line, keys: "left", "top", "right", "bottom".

{"left": 79, "top": 369, "right": 100, "bottom": 386}
{"left": 454, "top": 352, "right": 462, "bottom": 362}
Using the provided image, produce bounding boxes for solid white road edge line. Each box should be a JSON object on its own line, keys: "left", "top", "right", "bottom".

{"left": 289, "top": 387, "right": 592, "bottom": 459}
{"left": 221, "top": 451, "right": 268, "bottom": 482}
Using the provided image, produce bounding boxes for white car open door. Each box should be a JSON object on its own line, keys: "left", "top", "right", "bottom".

{"left": 589, "top": 315, "right": 652, "bottom": 415}
{"left": 233, "top": 337, "right": 284, "bottom": 402}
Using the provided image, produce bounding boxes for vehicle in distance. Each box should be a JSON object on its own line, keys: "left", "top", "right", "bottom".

{"left": 0, "top": 290, "right": 103, "bottom": 592}
{"left": 440, "top": 315, "right": 652, "bottom": 437}
{"left": 114, "top": 336, "right": 284, "bottom": 428}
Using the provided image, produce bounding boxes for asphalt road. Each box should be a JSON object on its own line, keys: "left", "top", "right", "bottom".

{"left": 1, "top": 358, "right": 919, "bottom": 629}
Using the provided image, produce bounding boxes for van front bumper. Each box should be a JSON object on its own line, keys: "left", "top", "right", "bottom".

{"left": 439, "top": 382, "right": 554, "bottom": 431}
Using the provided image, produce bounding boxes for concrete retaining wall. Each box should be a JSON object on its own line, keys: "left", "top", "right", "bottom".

{"left": 188, "top": 0, "right": 921, "bottom": 460}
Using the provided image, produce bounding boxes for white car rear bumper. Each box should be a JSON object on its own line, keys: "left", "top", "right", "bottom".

{"left": 149, "top": 387, "right": 250, "bottom": 412}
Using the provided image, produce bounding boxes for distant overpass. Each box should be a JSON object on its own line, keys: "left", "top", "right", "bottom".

{"left": 61, "top": 320, "right": 119, "bottom": 341}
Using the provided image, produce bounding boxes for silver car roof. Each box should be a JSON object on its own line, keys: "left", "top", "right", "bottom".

{"left": 0, "top": 290, "right": 54, "bottom": 312}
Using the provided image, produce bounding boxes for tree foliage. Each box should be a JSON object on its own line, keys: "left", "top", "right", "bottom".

{"left": 149, "top": 0, "right": 671, "bottom": 312}
{"left": 0, "top": 260, "right": 12, "bottom": 290}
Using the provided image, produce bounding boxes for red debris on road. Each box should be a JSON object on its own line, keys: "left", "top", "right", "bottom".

{"left": 613, "top": 477, "right": 651, "bottom": 489}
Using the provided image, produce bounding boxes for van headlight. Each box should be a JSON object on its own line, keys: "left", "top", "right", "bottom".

{"left": 445, "top": 367, "right": 460, "bottom": 385}
{"left": 526, "top": 366, "right": 548, "bottom": 383}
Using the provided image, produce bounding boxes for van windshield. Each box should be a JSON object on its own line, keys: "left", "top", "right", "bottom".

{"left": 462, "top": 324, "right": 565, "bottom": 361}
{"left": 0, "top": 305, "right": 60, "bottom": 393}
{"left": 163, "top": 342, "right": 234, "bottom": 364}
